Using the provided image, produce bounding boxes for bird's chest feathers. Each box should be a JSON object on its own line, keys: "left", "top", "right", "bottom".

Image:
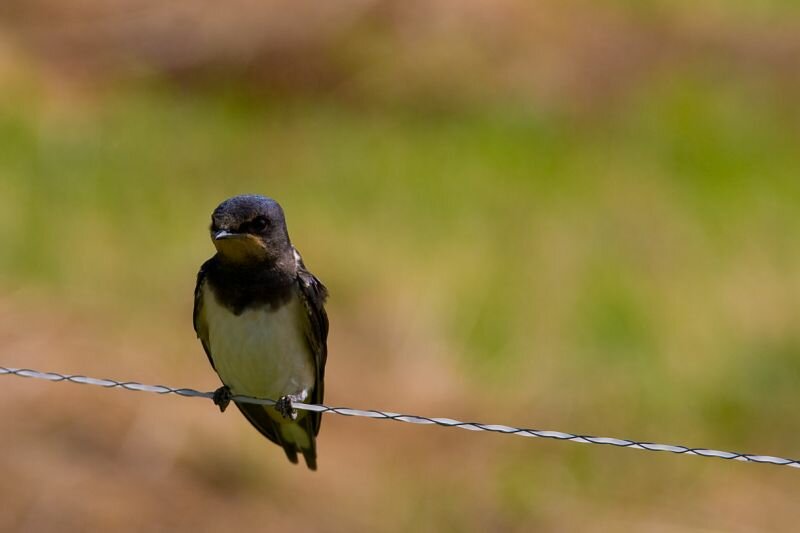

{"left": 203, "top": 284, "right": 314, "bottom": 398}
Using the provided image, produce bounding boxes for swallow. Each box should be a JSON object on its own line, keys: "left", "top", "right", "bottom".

{"left": 193, "top": 194, "right": 328, "bottom": 470}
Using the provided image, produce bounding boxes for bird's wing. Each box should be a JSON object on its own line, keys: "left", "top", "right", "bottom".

{"left": 294, "top": 247, "right": 329, "bottom": 435}
{"left": 193, "top": 258, "right": 216, "bottom": 370}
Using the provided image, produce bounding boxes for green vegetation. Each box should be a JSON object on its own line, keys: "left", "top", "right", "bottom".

{"left": 3, "top": 73, "right": 799, "bottom": 403}
{"left": 1, "top": 71, "right": 799, "bottom": 529}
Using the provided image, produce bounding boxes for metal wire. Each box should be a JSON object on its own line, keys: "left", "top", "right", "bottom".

{"left": 2, "top": 365, "right": 798, "bottom": 470}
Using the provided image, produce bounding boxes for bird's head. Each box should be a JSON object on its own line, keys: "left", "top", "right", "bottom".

{"left": 209, "top": 195, "right": 292, "bottom": 265}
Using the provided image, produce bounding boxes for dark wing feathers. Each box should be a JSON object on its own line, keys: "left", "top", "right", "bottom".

{"left": 193, "top": 259, "right": 216, "bottom": 370}
{"left": 234, "top": 402, "right": 299, "bottom": 464}
{"left": 294, "top": 247, "right": 329, "bottom": 436}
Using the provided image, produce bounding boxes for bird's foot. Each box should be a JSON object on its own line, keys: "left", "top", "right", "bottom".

{"left": 213, "top": 385, "right": 232, "bottom": 412}
{"left": 275, "top": 395, "right": 298, "bottom": 420}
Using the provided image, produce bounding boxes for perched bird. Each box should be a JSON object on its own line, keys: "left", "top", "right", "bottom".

{"left": 193, "top": 195, "right": 329, "bottom": 470}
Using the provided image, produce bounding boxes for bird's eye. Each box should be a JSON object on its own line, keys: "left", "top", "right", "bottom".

{"left": 250, "top": 216, "right": 268, "bottom": 232}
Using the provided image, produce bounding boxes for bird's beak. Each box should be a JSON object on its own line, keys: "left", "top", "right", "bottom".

{"left": 214, "top": 230, "right": 243, "bottom": 241}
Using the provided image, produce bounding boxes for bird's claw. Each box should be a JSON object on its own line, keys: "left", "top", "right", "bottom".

{"left": 276, "top": 395, "right": 297, "bottom": 420}
{"left": 213, "top": 385, "right": 232, "bottom": 412}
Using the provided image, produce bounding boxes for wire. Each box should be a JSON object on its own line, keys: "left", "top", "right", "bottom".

{"left": 2, "top": 365, "right": 798, "bottom": 470}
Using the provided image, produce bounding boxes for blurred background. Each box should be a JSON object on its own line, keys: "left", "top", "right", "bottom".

{"left": 1, "top": 1, "right": 799, "bottom": 531}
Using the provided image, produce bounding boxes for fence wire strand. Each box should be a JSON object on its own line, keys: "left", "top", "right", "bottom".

{"left": 2, "top": 365, "right": 798, "bottom": 470}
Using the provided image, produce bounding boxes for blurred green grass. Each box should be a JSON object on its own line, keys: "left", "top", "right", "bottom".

{"left": 1, "top": 72, "right": 799, "bottom": 460}
{"left": 2, "top": 0, "right": 800, "bottom": 527}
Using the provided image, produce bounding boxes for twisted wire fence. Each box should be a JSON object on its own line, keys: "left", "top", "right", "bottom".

{"left": 2, "top": 365, "right": 798, "bottom": 470}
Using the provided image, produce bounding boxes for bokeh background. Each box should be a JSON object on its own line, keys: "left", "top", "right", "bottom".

{"left": 1, "top": 1, "right": 799, "bottom": 531}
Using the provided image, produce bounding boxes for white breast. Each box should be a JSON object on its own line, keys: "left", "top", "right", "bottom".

{"left": 202, "top": 284, "right": 315, "bottom": 400}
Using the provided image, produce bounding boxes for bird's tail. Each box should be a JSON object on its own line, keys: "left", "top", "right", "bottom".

{"left": 235, "top": 402, "right": 318, "bottom": 470}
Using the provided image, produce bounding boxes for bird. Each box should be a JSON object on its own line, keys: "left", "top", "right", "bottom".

{"left": 193, "top": 194, "right": 329, "bottom": 470}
